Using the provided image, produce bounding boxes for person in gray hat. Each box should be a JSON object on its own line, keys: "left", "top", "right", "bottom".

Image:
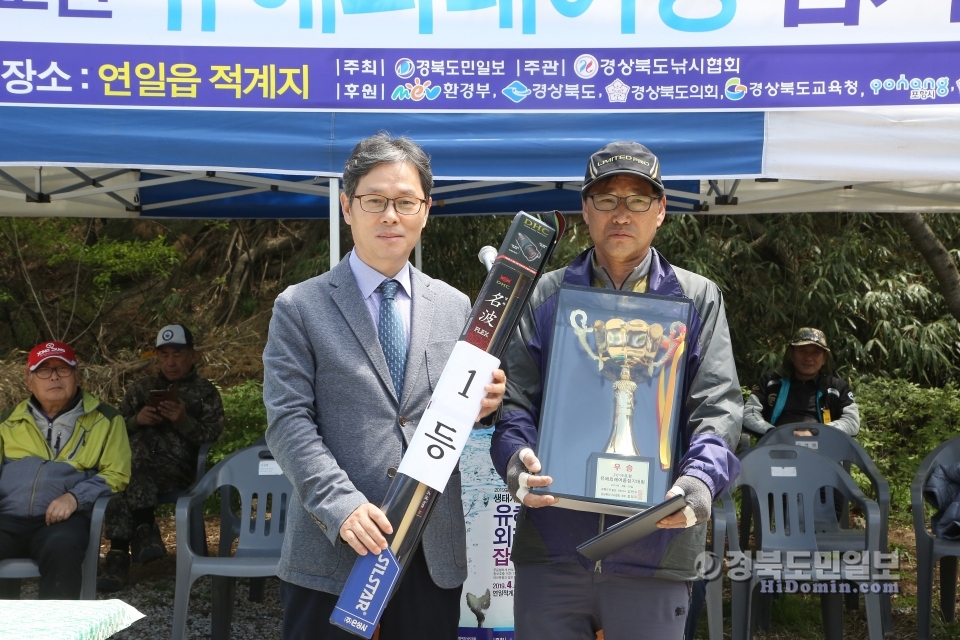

{"left": 491, "top": 141, "right": 743, "bottom": 639}
{"left": 98, "top": 324, "right": 224, "bottom": 592}
{"left": 743, "top": 327, "right": 860, "bottom": 437}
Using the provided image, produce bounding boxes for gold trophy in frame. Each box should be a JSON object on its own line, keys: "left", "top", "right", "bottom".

{"left": 570, "top": 310, "right": 687, "bottom": 504}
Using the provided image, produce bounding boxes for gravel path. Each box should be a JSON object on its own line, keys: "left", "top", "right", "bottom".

{"left": 18, "top": 514, "right": 284, "bottom": 639}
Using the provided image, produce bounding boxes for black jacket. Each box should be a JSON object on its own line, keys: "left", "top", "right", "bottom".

{"left": 743, "top": 370, "right": 860, "bottom": 436}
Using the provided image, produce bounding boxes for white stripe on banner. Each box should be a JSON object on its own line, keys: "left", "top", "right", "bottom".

{"left": 765, "top": 106, "right": 960, "bottom": 182}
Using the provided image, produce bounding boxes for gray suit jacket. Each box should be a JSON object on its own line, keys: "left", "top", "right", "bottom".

{"left": 263, "top": 257, "right": 472, "bottom": 594}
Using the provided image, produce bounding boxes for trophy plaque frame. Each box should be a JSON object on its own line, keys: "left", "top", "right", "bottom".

{"left": 532, "top": 284, "right": 693, "bottom": 515}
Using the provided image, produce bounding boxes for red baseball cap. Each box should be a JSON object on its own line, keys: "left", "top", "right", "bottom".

{"left": 28, "top": 341, "right": 78, "bottom": 372}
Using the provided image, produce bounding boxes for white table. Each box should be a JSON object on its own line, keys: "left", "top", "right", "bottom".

{"left": 0, "top": 599, "right": 144, "bottom": 639}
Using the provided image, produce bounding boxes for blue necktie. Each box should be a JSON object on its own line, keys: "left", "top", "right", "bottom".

{"left": 378, "top": 279, "right": 407, "bottom": 398}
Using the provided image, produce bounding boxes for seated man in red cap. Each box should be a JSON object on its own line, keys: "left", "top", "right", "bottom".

{"left": 98, "top": 324, "right": 224, "bottom": 591}
{"left": 0, "top": 341, "right": 131, "bottom": 599}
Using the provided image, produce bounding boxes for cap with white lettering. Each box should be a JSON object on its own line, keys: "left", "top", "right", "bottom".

{"left": 28, "top": 341, "right": 78, "bottom": 372}
{"left": 581, "top": 141, "right": 664, "bottom": 196}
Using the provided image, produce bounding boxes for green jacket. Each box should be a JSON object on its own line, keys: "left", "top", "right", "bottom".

{"left": 0, "top": 390, "right": 131, "bottom": 517}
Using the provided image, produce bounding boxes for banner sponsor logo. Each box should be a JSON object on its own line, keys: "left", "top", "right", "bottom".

{"left": 573, "top": 54, "right": 598, "bottom": 80}
{"left": 725, "top": 77, "right": 747, "bottom": 101}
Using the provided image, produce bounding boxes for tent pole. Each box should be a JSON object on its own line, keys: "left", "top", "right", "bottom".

{"left": 329, "top": 177, "right": 340, "bottom": 270}
{"left": 415, "top": 237, "right": 422, "bottom": 272}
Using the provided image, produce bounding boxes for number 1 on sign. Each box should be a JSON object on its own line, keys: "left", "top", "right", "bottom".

{"left": 459, "top": 370, "right": 476, "bottom": 398}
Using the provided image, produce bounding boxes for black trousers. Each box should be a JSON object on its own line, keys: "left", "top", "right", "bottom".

{"left": 280, "top": 543, "right": 462, "bottom": 640}
{"left": 0, "top": 512, "right": 90, "bottom": 599}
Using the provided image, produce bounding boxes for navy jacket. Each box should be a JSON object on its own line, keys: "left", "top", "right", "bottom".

{"left": 492, "top": 248, "right": 742, "bottom": 579}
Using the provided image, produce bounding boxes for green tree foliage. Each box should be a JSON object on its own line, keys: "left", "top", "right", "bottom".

{"left": 423, "top": 211, "right": 960, "bottom": 386}
{"left": 210, "top": 379, "right": 267, "bottom": 466}
{"left": 854, "top": 378, "right": 960, "bottom": 516}
{"left": 0, "top": 218, "right": 182, "bottom": 352}
{"left": 651, "top": 212, "right": 960, "bottom": 386}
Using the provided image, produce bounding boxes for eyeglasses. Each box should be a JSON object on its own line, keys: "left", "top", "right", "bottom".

{"left": 32, "top": 366, "right": 75, "bottom": 379}
{"left": 353, "top": 194, "right": 426, "bottom": 216}
{"left": 587, "top": 193, "right": 661, "bottom": 213}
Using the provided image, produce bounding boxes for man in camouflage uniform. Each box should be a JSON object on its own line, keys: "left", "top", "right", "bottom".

{"left": 98, "top": 324, "right": 224, "bottom": 592}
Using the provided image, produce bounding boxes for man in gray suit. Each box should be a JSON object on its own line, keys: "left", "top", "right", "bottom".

{"left": 264, "top": 132, "right": 506, "bottom": 640}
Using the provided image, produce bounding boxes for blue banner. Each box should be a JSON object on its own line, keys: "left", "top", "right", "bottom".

{"left": 1, "top": 41, "right": 958, "bottom": 111}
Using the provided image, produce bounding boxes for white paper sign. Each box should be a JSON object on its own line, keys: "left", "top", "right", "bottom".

{"left": 795, "top": 440, "right": 819, "bottom": 450}
{"left": 771, "top": 466, "right": 798, "bottom": 477}
{"left": 259, "top": 460, "right": 282, "bottom": 476}
{"left": 397, "top": 341, "right": 500, "bottom": 492}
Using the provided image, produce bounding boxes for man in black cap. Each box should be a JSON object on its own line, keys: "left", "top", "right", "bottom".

{"left": 491, "top": 142, "right": 742, "bottom": 639}
{"left": 743, "top": 327, "right": 860, "bottom": 437}
{"left": 98, "top": 324, "right": 224, "bottom": 591}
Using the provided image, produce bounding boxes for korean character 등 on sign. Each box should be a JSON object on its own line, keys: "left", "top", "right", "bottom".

{"left": 100, "top": 62, "right": 131, "bottom": 96}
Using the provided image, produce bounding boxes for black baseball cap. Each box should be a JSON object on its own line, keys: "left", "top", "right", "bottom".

{"left": 581, "top": 141, "right": 664, "bottom": 196}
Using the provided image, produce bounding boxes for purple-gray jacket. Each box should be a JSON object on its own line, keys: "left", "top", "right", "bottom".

{"left": 492, "top": 247, "right": 742, "bottom": 580}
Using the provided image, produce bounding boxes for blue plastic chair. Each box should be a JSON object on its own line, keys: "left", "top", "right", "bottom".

{"left": 170, "top": 445, "right": 291, "bottom": 640}
{"left": 724, "top": 445, "right": 884, "bottom": 640}
{"left": 0, "top": 494, "right": 113, "bottom": 599}
{"left": 912, "top": 435, "right": 960, "bottom": 640}
{"left": 758, "top": 423, "right": 894, "bottom": 636}
{"left": 158, "top": 441, "right": 214, "bottom": 557}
